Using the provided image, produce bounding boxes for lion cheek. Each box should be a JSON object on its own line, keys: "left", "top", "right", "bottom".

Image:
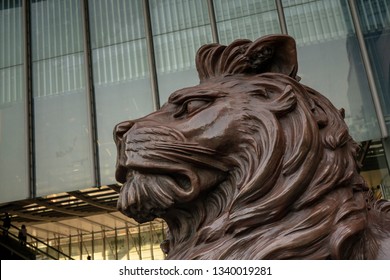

{"left": 191, "top": 168, "right": 227, "bottom": 195}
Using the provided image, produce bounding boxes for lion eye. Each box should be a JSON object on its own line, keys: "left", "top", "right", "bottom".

{"left": 186, "top": 100, "right": 209, "bottom": 114}
{"left": 174, "top": 99, "right": 210, "bottom": 118}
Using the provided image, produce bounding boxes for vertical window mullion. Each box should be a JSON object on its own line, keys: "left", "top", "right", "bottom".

{"left": 143, "top": 0, "right": 160, "bottom": 110}
{"left": 81, "top": 0, "right": 101, "bottom": 188}
{"left": 22, "top": 0, "right": 35, "bottom": 198}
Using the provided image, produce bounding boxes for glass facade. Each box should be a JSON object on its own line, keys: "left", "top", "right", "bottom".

{"left": 215, "top": 0, "right": 281, "bottom": 43}
{"left": 31, "top": 0, "right": 95, "bottom": 196}
{"left": 150, "top": 0, "right": 213, "bottom": 103}
{"left": 356, "top": 0, "right": 390, "bottom": 120}
{"left": 89, "top": 0, "right": 153, "bottom": 185}
{"left": 282, "top": 0, "right": 380, "bottom": 141}
{"left": 0, "top": 0, "right": 29, "bottom": 202}
{"left": 1, "top": 0, "right": 390, "bottom": 259}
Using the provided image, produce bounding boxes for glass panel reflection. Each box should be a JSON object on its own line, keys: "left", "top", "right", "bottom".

{"left": 32, "top": 0, "right": 94, "bottom": 196}
{"left": 356, "top": 0, "right": 390, "bottom": 119}
{"left": 149, "top": 0, "right": 213, "bottom": 103}
{"left": 89, "top": 0, "right": 153, "bottom": 185}
{"left": 282, "top": 0, "right": 381, "bottom": 142}
{"left": 0, "top": 0, "right": 29, "bottom": 203}
{"left": 214, "top": 0, "right": 281, "bottom": 44}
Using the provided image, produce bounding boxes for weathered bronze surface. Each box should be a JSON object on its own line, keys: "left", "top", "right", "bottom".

{"left": 114, "top": 35, "right": 390, "bottom": 259}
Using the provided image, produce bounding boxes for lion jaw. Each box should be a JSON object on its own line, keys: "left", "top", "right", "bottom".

{"left": 114, "top": 117, "right": 231, "bottom": 224}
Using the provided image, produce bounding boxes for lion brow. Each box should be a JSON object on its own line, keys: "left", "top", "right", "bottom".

{"left": 168, "top": 88, "right": 223, "bottom": 104}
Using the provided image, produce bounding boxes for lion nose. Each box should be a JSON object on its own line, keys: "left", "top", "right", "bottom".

{"left": 113, "top": 120, "right": 134, "bottom": 144}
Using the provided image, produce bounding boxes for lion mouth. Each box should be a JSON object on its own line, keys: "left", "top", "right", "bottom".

{"left": 170, "top": 173, "right": 191, "bottom": 190}
{"left": 117, "top": 169, "right": 193, "bottom": 223}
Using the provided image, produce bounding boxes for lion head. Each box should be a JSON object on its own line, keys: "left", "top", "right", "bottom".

{"left": 114, "top": 35, "right": 390, "bottom": 259}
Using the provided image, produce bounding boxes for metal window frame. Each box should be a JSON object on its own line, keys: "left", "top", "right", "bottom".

{"left": 22, "top": 0, "right": 36, "bottom": 199}
{"left": 143, "top": 0, "right": 160, "bottom": 110}
{"left": 81, "top": 0, "right": 101, "bottom": 188}
{"left": 275, "top": 0, "right": 288, "bottom": 34}
{"left": 207, "top": 0, "right": 219, "bottom": 43}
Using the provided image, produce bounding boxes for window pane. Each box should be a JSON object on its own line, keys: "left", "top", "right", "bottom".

{"left": 32, "top": 0, "right": 94, "bottom": 196}
{"left": 0, "top": 0, "right": 28, "bottom": 203}
{"left": 214, "top": 0, "right": 281, "bottom": 44}
{"left": 356, "top": 0, "right": 390, "bottom": 119}
{"left": 283, "top": 0, "right": 381, "bottom": 141}
{"left": 89, "top": 0, "right": 153, "bottom": 185}
{"left": 149, "top": 0, "right": 213, "bottom": 103}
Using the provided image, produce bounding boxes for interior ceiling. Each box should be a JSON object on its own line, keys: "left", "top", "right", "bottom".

{"left": 0, "top": 184, "right": 146, "bottom": 240}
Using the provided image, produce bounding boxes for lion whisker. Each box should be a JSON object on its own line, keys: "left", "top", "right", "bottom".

{"left": 155, "top": 142, "right": 220, "bottom": 155}
{"left": 152, "top": 148, "right": 230, "bottom": 172}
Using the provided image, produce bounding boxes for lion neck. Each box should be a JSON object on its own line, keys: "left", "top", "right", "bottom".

{"left": 162, "top": 179, "right": 237, "bottom": 259}
{"left": 162, "top": 186, "right": 390, "bottom": 260}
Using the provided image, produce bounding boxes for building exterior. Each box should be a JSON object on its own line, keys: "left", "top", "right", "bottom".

{"left": 0, "top": 0, "right": 389, "bottom": 259}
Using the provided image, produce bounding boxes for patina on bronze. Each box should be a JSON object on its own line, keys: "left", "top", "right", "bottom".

{"left": 114, "top": 35, "right": 390, "bottom": 259}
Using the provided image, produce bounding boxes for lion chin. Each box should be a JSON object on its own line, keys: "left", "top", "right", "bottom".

{"left": 114, "top": 35, "right": 390, "bottom": 259}
{"left": 117, "top": 171, "right": 172, "bottom": 223}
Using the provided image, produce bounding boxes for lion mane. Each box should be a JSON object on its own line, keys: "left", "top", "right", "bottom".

{"left": 114, "top": 35, "right": 390, "bottom": 259}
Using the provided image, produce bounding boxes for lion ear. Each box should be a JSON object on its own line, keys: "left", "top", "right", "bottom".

{"left": 196, "top": 35, "right": 299, "bottom": 82}
{"left": 244, "top": 35, "right": 298, "bottom": 79}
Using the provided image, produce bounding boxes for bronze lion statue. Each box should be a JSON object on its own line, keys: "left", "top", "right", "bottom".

{"left": 114, "top": 35, "right": 390, "bottom": 259}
